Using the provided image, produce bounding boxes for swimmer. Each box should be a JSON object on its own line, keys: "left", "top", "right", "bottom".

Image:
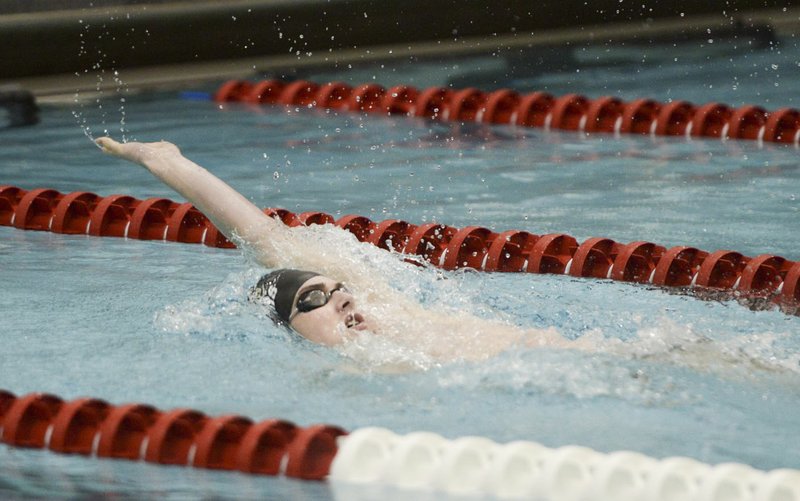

{"left": 96, "top": 137, "right": 587, "bottom": 362}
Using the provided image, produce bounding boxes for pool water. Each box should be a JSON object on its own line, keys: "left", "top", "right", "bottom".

{"left": 2, "top": 36, "right": 800, "bottom": 500}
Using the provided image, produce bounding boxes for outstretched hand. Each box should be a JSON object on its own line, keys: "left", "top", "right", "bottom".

{"left": 96, "top": 137, "right": 182, "bottom": 168}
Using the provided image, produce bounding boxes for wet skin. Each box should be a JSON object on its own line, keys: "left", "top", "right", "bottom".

{"left": 288, "top": 275, "right": 374, "bottom": 345}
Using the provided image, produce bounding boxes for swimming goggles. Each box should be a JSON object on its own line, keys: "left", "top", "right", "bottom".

{"left": 290, "top": 283, "right": 350, "bottom": 319}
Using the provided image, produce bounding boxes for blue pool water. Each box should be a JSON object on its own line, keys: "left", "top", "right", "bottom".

{"left": 2, "top": 35, "right": 800, "bottom": 499}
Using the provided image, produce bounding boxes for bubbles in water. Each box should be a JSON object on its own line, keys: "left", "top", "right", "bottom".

{"left": 338, "top": 333, "right": 435, "bottom": 372}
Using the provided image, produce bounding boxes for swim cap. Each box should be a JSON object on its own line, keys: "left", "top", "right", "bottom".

{"left": 250, "top": 269, "right": 320, "bottom": 324}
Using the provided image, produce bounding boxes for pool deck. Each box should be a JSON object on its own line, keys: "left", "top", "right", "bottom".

{"left": 2, "top": 0, "right": 799, "bottom": 99}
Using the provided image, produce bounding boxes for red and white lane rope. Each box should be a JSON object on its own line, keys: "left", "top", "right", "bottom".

{"left": 214, "top": 79, "right": 800, "bottom": 147}
{"left": 2, "top": 185, "right": 799, "bottom": 315}
{"left": 1, "top": 390, "right": 799, "bottom": 500}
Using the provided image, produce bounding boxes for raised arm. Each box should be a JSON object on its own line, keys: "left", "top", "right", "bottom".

{"left": 96, "top": 138, "right": 584, "bottom": 359}
{"left": 96, "top": 137, "right": 279, "bottom": 252}
{"left": 95, "top": 137, "right": 386, "bottom": 278}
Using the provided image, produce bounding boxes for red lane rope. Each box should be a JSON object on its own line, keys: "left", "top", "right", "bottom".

{"left": 0, "top": 389, "right": 344, "bottom": 480}
{"left": 214, "top": 79, "right": 800, "bottom": 146}
{"left": 2, "top": 184, "right": 799, "bottom": 314}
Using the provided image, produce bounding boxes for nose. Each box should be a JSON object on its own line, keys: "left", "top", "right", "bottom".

{"left": 333, "top": 289, "right": 355, "bottom": 312}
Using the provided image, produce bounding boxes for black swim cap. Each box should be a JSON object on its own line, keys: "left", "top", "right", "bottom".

{"left": 250, "top": 269, "right": 320, "bottom": 324}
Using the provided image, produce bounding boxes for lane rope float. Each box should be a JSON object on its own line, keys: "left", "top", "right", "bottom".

{"left": 2, "top": 184, "right": 799, "bottom": 315}
{"left": 0, "top": 389, "right": 342, "bottom": 481}
{"left": 213, "top": 79, "right": 800, "bottom": 147}
{"left": 1, "top": 389, "right": 799, "bottom": 500}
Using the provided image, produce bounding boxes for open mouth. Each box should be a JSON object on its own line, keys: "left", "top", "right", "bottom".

{"left": 345, "top": 313, "right": 367, "bottom": 330}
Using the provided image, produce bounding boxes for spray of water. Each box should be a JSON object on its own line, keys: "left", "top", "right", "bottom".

{"left": 72, "top": 11, "right": 132, "bottom": 146}
{"left": 152, "top": 220, "right": 800, "bottom": 387}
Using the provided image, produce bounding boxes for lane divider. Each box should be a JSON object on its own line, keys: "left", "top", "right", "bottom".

{"left": 331, "top": 427, "right": 800, "bottom": 501}
{"left": 0, "top": 389, "right": 343, "bottom": 480}
{"left": 214, "top": 79, "right": 800, "bottom": 147}
{"left": 2, "top": 184, "right": 799, "bottom": 314}
{"left": 1, "top": 389, "right": 799, "bottom": 500}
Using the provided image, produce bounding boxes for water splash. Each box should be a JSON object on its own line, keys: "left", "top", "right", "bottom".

{"left": 582, "top": 315, "right": 800, "bottom": 378}
{"left": 72, "top": 15, "right": 132, "bottom": 146}
{"left": 153, "top": 269, "right": 269, "bottom": 342}
{"left": 150, "top": 217, "right": 799, "bottom": 404}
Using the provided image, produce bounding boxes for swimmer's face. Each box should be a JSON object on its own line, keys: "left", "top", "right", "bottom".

{"left": 288, "top": 275, "right": 373, "bottom": 346}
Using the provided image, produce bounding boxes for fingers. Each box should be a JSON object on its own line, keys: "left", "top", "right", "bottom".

{"left": 95, "top": 137, "right": 181, "bottom": 167}
{"left": 95, "top": 137, "right": 148, "bottom": 166}
{"left": 95, "top": 137, "right": 120, "bottom": 154}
